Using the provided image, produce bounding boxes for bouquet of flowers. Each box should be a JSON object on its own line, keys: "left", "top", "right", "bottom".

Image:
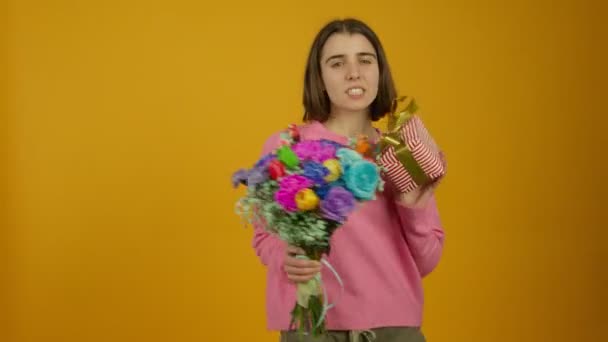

{"left": 231, "top": 124, "right": 383, "bottom": 336}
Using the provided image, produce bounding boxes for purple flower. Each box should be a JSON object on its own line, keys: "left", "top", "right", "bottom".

{"left": 255, "top": 153, "right": 276, "bottom": 168}
{"left": 292, "top": 140, "right": 336, "bottom": 163}
{"left": 302, "top": 161, "right": 329, "bottom": 186}
{"left": 320, "top": 139, "right": 346, "bottom": 149}
{"left": 233, "top": 153, "right": 276, "bottom": 188}
{"left": 231, "top": 169, "right": 249, "bottom": 188}
{"left": 247, "top": 167, "right": 268, "bottom": 188}
{"left": 320, "top": 186, "right": 356, "bottom": 223}
{"left": 275, "top": 175, "right": 313, "bottom": 211}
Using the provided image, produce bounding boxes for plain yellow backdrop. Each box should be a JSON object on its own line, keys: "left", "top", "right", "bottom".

{"left": 3, "top": 0, "right": 607, "bottom": 341}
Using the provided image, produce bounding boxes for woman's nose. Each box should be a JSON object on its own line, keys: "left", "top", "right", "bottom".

{"left": 346, "top": 64, "right": 360, "bottom": 80}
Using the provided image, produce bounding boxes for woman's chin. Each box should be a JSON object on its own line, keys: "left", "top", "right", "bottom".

{"left": 332, "top": 101, "right": 372, "bottom": 114}
{"left": 343, "top": 104, "right": 373, "bottom": 115}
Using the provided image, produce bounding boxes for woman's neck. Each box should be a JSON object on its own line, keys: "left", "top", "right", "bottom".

{"left": 323, "top": 110, "right": 376, "bottom": 139}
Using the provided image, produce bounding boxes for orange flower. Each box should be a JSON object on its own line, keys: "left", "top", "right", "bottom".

{"left": 355, "top": 139, "right": 370, "bottom": 155}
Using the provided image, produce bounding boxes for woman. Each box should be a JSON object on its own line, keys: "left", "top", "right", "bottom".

{"left": 253, "top": 18, "right": 445, "bottom": 342}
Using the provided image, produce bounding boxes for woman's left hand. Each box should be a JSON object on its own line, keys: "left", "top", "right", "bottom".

{"left": 396, "top": 180, "right": 439, "bottom": 208}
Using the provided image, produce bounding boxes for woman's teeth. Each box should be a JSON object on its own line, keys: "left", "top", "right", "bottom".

{"left": 347, "top": 88, "right": 364, "bottom": 96}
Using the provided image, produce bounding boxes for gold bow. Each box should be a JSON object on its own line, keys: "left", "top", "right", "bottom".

{"left": 379, "top": 96, "right": 430, "bottom": 187}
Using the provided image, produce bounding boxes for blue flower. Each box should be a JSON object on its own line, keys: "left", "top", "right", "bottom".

{"left": 302, "top": 161, "right": 329, "bottom": 186}
{"left": 314, "top": 183, "right": 331, "bottom": 199}
{"left": 331, "top": 178, "right": 346, "bottom": 188}
{"left": 336, "top": 148, "right": 363, "bottom": 171}
{"left": 315, "top": 178, "right": 347, "bottom": 199}
{"left": 343, "top": 160, "right": 380, "bottom": 200}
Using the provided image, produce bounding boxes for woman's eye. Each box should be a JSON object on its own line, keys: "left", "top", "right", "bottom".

{"left": 361, "top": 59, "right": 373, "bottom": 64}
{"left": 331, "top": 61, "right": 343, "bottom": 68}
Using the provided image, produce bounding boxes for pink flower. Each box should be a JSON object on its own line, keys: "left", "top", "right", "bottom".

{"left": 275, "top": 175, "right": 313, "bottom": 211}
{"left": 292, "top": 141, "right": 336, "bottom": 163}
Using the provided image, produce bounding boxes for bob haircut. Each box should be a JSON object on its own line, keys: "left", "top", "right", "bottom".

{"left": 302, "top": 18, "right": 397, "bottom": 122}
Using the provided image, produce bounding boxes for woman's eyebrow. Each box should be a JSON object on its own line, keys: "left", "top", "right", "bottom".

{"left": 358, "top": 52, "right": 377, "bottom": 59}
{"left": 324, "top": 52, "right": 377, "bottom": 64}
{"left": 324, "top": 54, "right": 345, "bottom": 64}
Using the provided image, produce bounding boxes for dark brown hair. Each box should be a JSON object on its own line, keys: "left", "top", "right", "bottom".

{"left": 302, "top": 18, "right": 397, "bottom": 122}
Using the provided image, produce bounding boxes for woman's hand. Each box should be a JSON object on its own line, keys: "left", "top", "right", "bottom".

{"left": 396, "top": 180, "right": 439, "bottom": 208}
{"left": 283, "top": 245, "right": 321, "bottom": 283}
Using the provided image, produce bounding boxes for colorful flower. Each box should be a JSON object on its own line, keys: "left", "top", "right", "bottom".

{"left": 231, "top": 169, "right": 249, "bottom": 188}
{"left": 268, "top": 159, "right": 286, "bottom": 180}
{"left": 277, "top": 145, "right": 299, "bottom": 169}
{"left": 247, "top": 167, "right": 268, "bottom": 188}
{"left": 322, "top": 159, "right": 341, "bottom": 182}
{"left": 295, "top": 188, "right": 320, "bottom": 211}
{"left": 343, "top": 160, "right": 380, "bottom": 200}
{"left": 320, "top": 186, "right": 356, "bottom": 223}
{"left": 275, "top": 175, "right": 313, "bottom": 211}
{"left": 320, "top": 140, "right": 345, "bottom": 150}
{"left": 302, "top": 161, "right": 329, "bottom": 186}
{"left": 336, "top": 148, "right": 363, "bottom": 168}
{"left": 288, "top": 124, "right": 300, "bottom": 140}
{"left": 355, "top": 139, "right": 371, "bottom": 155}
{"left": 314, "top": 183, "right": 332, "bottom": 199}
{"left": 254, "top": 154, "right": 276, "bottom": 168}
{"left": 292, "top": 140, "right": 336, "bottom": 163}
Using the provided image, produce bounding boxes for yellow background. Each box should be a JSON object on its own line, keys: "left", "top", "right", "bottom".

{"left": 2, "top": 0, "right": 607, "bottom": 341}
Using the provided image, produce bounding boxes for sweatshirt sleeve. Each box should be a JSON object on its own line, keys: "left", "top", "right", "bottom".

{"left": 394, "top": 194, "right": 445, "bottom": 277}
{"left": 251, "top": 132, "right": 287, "bottom": 271}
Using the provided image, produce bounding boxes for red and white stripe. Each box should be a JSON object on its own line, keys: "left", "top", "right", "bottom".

{"left": 379, "top": 115, "right": 447, "bottom": 193}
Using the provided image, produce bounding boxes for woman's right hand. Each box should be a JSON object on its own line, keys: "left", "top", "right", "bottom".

{"left": 283, "top": 245, "right": 322, "bottom": 283}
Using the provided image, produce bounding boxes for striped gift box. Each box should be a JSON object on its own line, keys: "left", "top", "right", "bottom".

{"left": 378, "top": 115, "right": 446, "bottom": 193}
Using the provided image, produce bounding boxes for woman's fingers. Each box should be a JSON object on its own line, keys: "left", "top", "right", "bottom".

{"left": 284, "top": 264, "right": 321, "bottom": 276}
{"left": 286, "top": 245, "right": 306, "bottom": 256}
{"left": 284, "top": 255, "right": 320, "bottom": 268}
{"left": 287, "top": 274, "right": 318, "bottom": 283}
{"left": 283, "top": 248, "right": 322, "bottom": 283}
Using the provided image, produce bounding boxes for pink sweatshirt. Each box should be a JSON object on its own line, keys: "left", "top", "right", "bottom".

{"left": 252, "top": 120, "right": 445, "bottom": 331}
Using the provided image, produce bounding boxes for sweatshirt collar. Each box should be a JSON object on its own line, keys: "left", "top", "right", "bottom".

{"left": 306, "top": 120, "right": 381, "bottom": 145}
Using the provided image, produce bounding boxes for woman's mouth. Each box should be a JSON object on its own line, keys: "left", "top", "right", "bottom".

{"left": 346, "top": 87, "right": 365, "bottom": 99}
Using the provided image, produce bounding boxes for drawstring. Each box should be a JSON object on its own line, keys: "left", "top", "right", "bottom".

{"left": 349, "top": 329, "right": 377, "bottom": 342}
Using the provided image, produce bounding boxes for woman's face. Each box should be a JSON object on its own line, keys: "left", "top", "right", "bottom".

{"left": 320, "top": 33, "right": 380, "bottom": 116}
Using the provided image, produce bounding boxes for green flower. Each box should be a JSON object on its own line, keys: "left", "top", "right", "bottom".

{"left": 277, "top": 146, "right": 300, "bottom": 169}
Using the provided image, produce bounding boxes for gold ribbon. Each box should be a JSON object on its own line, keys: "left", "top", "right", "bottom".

{"left": 379, "top": 96, "right": 430, "bottom": 187}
